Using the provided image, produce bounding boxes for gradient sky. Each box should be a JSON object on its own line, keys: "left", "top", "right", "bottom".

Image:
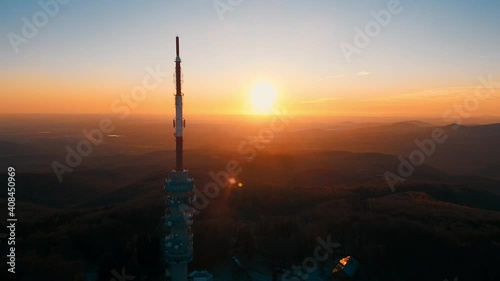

{"left": 1, "top": 0, "right": 499, "bottom": 116}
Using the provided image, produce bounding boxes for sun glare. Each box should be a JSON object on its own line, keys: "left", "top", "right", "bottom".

{"left": 250, "top": 81, "right": 277, "bottom": 114}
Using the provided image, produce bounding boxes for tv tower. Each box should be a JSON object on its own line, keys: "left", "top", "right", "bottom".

{"left": 164, "top": 36, "right": 194, "bottom": 281}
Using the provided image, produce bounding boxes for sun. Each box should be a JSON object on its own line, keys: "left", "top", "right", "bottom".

{"left": 250, "top": 81, "right": 277, "bottom": 114}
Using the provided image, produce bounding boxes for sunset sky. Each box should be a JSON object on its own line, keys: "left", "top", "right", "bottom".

{"left": 1, "top": 0, "right": 499, "bottom": 117}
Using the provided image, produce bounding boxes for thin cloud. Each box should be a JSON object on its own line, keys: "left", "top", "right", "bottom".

{"left": 363, "top": 85, "right": 500, "bottom": 102}
{"left": 356, "top": 71, "right": 371, "bottom": 76}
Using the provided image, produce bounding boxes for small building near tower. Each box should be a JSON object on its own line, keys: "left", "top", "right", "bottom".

{"left": 332, "top": 255, "right": 360, "bottom": 280}
{"left": 189, "top": 270, "right": 213, "bottom": 281}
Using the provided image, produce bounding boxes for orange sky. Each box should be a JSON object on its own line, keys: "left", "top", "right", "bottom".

{"left": 1, "top": 1, "right": 499, "bottom": 118}
{"left": 2, "top": 71, "right": 499, "bottom": 118}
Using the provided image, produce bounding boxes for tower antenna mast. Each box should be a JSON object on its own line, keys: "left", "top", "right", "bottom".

{"left": 164, "top": 36, "right": 195, "bottom": 281}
